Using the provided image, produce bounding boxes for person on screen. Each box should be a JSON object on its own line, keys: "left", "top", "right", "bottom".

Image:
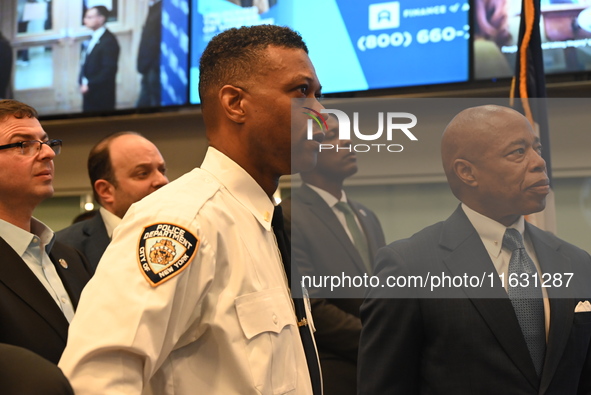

{"left": 59, "top": 25, "right": 324, "bottom": 394}
{"left": 0, "top": 99, "right": 91, "bottom": 365}
{"left": 55, "top": 131, "right": 168, "bottom": 275}
{"left": 474, "top": 0, "right": 511, "bottom": 47}
{"left": 358, "top": 105, "right": 591, "bottom": 394}
{"left": 226, "top": 0, "right": 278, "bottom": 14}
{"left": 137, "top": 0, "right": 162, "bottom": 108}
{"left": 79, "top": 5, "right": 119, "bottom": 113}
{"left": 0, "top": 31, "right": 12, "bottom": 98}
{"left": 282, "top": 114, "right": 386, "bottom": 395}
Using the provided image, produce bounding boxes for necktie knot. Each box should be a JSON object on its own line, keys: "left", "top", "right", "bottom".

{"left": 503, "top": 228, "right": 524, "bottom": 251}
{"left": 334, "top": 201, "right": 354, "bottom": 215}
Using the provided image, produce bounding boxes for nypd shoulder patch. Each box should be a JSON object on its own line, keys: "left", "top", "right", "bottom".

{"left": 138, "top": 223, "right": 199, "bottom": 287}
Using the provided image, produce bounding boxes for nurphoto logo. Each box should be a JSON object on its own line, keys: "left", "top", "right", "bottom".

{"left": 303, "top": 107, "right": 418, "bottom": 153}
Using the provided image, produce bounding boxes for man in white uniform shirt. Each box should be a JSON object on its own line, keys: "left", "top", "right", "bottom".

{"left": 59, "top": 25, "right": 325, "bottom": 394}
{"left": 56, "top": 131, "right": 169, "bottom": 274}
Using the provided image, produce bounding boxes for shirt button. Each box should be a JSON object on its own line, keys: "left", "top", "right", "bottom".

{"left": 272, "top": 314, "right": 278, "bottom": 325}
{"left": 61, "top": 297, "right": 67, "bottom": 304}
{"left": 264, "top": 211, "right": 271, "bottom": 222}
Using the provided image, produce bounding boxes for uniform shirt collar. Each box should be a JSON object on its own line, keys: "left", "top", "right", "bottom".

{"left": 201, "top": 147, "right": 275, "bottom": 231}
{"left": 461, "top": 203, "right": 525, "bottom": 258}
{"left": 99, "top": 206, "right": 122, "bottom": 238}
{"left": 305, "top": 183, "right": 347, "bottom": 207}
{"left": 0, "top": 217, "right": 55, "bottom": 256}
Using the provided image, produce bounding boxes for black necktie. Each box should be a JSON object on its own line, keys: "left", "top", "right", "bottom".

{"left": 272, "top": 205, "right": 322, "bottom": 394}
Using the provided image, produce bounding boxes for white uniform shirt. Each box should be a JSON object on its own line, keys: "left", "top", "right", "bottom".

{"left": 59, "top": 147, "right": 313, "bottom": 394}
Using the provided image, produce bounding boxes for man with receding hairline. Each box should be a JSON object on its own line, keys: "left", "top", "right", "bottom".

{"left": 358, "top": 105, "right": 591, "bottom": 394}
{"left": 55, "top": 131, "right": 168, "bottom": 274}
{"left": 60, "top": 25, "right": 324, "bottom": 394}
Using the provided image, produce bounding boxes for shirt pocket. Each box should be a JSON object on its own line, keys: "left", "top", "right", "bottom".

{"left": 235, "top": 288, "right": 297, "bottom": 395}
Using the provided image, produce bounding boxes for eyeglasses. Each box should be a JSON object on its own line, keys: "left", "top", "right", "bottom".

{"left": 0, "top": 139, "right": 62, "bottom": 156}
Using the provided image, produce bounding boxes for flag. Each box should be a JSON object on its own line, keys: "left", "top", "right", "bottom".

{"left": 510, "top": 0, "right": 556, "bottom": 233}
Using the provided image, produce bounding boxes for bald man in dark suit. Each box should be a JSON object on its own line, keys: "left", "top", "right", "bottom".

{"left": 358, "top": 105, "right": 591, "bottom": 394}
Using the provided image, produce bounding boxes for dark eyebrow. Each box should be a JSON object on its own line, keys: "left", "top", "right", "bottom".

{"left": 9, "top": 133, "right": 49, "bottom": 141}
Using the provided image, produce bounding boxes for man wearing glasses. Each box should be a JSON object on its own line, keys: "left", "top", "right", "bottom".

{"left": 0, "top": 99, "right": 91, "bottom": 367}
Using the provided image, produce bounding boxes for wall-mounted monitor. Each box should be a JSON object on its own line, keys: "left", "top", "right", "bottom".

{"left": 473, "top": 0, "right": 591, "bottom": 81}
{"left": 189, "top": 0, "right": 471, "bottom": 104}
{"left": 0, "top": 0, "right": 189, "bottom": 118}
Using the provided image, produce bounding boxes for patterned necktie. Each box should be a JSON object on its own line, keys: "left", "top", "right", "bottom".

{"left": 503, "top": 228, "right": 546, "bottom": 376}
{"left": 335, "top": 201, "right": 372, "bottom": 274}
{"left": 272, "top": 205, "right": 322, "bottom": 394}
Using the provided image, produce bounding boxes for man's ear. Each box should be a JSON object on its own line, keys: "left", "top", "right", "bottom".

{"left": 453, "top": 159, "right": 478, "bottom": 187}
{"left": 218, "top": 85, "right": 247, "bottom": 124}
{"left": 94, "top": 179, "right": 115, "bottom": 205}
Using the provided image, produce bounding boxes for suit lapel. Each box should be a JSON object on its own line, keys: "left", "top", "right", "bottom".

{"left": 0, "top": 238, "right": 69, "bottom": 341}
{"left": 440, "top": 207, "right": 540, "bottom": 390}
{"left": 527, "top": 224, "right": 574, "bottom": 393}
{"left": 82, "top": 213, "right": 111, "bottom": 268}
{"left": 296, "top": 185, "right": 367, "bottom": 274}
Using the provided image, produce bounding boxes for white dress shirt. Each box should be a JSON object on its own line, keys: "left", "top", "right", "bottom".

{"left": 99, "top": 206, "right": 121, "bottom": 238}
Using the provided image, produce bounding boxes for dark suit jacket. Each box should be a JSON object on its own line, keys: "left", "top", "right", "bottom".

{"left": 80, "top": 28, "right": 119, "bottom": 112}
{"left": 0, "top": 343, "right": 74, "bottom": 395}
{"left": 283, "top": 184, "right": 386, "bottom": 394}
{"left": 358, "top": 206, "right": 591, "bottom": 395}
{"left": 55, "top": 213, "right": 110, "bottom": 275}
{"left": 0, "top": 239, "right": 91, "bottom": 364}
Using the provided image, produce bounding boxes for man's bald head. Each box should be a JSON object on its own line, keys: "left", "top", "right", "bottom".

{"left": 441, "top": 105, "right": 548, "bottom": 226}
{"left": 442, "top": 105, "right": 525, "bottom": 197}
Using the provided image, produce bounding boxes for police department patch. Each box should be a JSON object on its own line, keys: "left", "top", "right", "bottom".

{"left": 138, "top": 223, "right": 199, "bottom": 286}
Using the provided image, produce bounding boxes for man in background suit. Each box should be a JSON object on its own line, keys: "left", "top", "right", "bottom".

{"left": 137, "top": 0, "right": 162, "bottom": 108}
{"left": 358, "top": 105, "right": 591, "bottom": 394}
{"left": 283, "top": 115, "right": 386, "bottom": 395}
{"left": 79, "top": 5, "right": 119, "bottom": 113}
{"left": 0, "top": 31, "right": 12, "bottom": 99}
{"left": 56, "top": 131, "right": 168, "bottom": 274}
{"left": 0, "top": 343, "right": 74, "bottom": 395}
{"left": 0, "top": 99, "right": 91, "bottom": 365}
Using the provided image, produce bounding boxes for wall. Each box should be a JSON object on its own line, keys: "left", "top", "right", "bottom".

{"left": 34, "top": 97, "right": 591, "bottom": 254}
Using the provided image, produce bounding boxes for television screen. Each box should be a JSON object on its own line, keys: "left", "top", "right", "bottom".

{"left": 189, "top": 0, "right": 471, "bottom": 104}
{"left": 1, "top": 0, "right": 189, "bottom": 117}
{"left": 473, "top": 0, "right": 591, "bottom": 80}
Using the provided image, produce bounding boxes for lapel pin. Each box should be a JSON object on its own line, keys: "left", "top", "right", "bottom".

{"left": 59, "top": 259, "right": 68, "bottom": 269}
